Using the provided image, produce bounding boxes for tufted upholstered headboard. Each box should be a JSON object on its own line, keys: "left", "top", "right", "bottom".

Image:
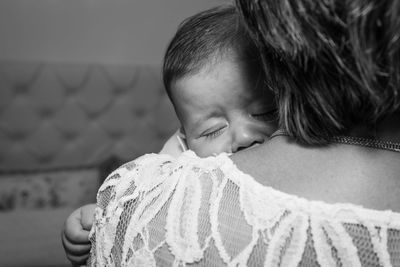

{"left": 0, "top": 60, "right": 179, "bottom": 171}
{"left": 0, "top": 60, "right": 179, "bottom": 266}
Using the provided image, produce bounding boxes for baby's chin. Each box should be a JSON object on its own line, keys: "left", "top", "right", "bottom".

{"left": 193, "top": 142, "right": 264, "bottom": 158}
{"left": 193, "top": 146, "right": 261, "bottom": 158}
{"left": 191, "top": 148, "right": 226, "bottom": 158}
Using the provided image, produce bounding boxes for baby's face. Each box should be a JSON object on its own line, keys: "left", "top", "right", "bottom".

{"left": 171, "top": 57, "right": 278, "bottom": 157}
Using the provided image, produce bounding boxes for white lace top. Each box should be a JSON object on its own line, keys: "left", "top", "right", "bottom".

{"left": 88, "top": 151, "right": 400, "bottom": 267}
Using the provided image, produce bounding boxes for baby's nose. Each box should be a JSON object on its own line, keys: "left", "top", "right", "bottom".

{"left": 231, "top": 126, "right": 265, "bottom": 153}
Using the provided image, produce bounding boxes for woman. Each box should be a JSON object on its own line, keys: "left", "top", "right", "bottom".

{"left": 86, "top": 0, "right": 400, "bottom": 265}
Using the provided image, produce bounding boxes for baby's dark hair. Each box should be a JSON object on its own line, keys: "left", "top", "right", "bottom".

{"left": 163, "top": 5, "right": 263, "bottom": 100}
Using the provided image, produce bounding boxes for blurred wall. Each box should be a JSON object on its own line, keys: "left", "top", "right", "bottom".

{"left": 0, "top": 0, "right": 226, "bottom": 65}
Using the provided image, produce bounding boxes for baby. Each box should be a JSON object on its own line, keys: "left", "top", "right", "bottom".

{"left": 160, "top": 5, "right": 277, "bottom": 157}
{"left": 62, "top": 5, "right": 277, "bottom": 265}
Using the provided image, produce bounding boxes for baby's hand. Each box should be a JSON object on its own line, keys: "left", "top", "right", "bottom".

{"left": 61, "top": 204, "right": 96, "bottom": 266}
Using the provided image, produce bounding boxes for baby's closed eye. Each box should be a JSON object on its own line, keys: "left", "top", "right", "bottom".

{"left": 200, "top": 124, "right": 227, "bottom": 139}
{"left": 251, "top": 108, "right": 277, "bottom": 122}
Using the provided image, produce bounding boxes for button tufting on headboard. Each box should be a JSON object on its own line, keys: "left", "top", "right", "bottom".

{"left": 0, "top": 61, "right": 179, "bottom": 170}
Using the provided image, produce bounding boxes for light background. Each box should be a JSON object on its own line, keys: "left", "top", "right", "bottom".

{"left": 0, "top": 0, "right": 226, "bottom": 65}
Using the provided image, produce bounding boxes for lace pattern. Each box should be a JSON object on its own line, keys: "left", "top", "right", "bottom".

{"left": 88, "top": 151, "right": 400, "bottom": 266}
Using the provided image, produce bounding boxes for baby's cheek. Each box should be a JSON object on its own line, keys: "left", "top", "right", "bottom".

{"left": 189, "top": 139, "right": 228, "bottom": 158}
{"left": 191, "top": 141, "right": 214, "bottom": 157}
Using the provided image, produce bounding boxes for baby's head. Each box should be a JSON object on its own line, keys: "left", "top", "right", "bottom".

{"left": 163, "top": 5, "right": 278, "bottom": 157}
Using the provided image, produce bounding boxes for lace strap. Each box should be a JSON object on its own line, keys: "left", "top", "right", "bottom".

{"left": 269, "top": 129, "right": 289, "bottom": 139}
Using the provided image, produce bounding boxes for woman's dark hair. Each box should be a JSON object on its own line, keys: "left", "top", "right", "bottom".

{"left": 236, "top": 0, "right": 400, "bottom": 144}
{"left": 163, "top": 5, "right": 264, "bottom": 100}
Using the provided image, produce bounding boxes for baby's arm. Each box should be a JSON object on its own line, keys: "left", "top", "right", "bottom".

{"left": 61, "top": 204, "right": 96, "bottom": 266}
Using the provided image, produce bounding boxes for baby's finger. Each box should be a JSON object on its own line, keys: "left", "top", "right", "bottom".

{"left": 66, "top": 251, "right": 90, "bottom": 266}
{"left": 63, "top": 209, "right": 90, "bottom": 243}
{"left": 62, "top": 232, "right": 91, "bottom": 255}
{"left": 81, "top": 204, "right": 96, "bottom": 231}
